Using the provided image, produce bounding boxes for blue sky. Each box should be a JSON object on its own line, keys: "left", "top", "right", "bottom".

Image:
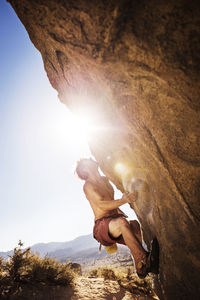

{"left": 0, "top": 0, "right": 133, "bottom": 251}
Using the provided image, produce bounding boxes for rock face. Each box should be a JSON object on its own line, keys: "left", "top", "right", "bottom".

{"left": 8, "top": 0, "right": 200, "bottom": 299}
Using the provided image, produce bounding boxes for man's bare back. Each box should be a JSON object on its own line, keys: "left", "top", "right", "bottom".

{"left": 83, "top": 176, "right": 127, "bottom": 221}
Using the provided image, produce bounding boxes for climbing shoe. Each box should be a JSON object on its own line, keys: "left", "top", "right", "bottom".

{"left": 137, "top": 238, "right": 159, "bottom": 279}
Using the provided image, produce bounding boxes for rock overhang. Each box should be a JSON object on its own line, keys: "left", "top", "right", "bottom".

{"left": 8, "top": 0, "right": 200, "bottom": 299}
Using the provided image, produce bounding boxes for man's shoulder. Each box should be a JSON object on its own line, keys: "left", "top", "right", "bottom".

{"left": 83, "top": 180, "right": 94, "bottom": 192}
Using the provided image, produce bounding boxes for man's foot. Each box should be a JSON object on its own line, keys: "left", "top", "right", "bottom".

{"left": 136, "top": 238, "right": 159, "bottom": 279}
{"left": 136, "top": 258, "right": 149, "bottom": 279}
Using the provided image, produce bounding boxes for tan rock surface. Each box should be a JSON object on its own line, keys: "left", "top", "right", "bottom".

{"left": 8, "top": 0, "right": 200, "bottom": 299}
{"left": 71, "top": 277, "right": 153, "bottom": 300}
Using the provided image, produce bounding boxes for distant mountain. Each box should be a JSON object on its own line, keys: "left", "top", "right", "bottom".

{"left": 0, "top": 234, "right": 98, "bottom": 259}
{"left": 30, "top": 234, "right": 98, "bottom": 257}
{"left": 0, "top": 250, "right": 13, "bottom": 260}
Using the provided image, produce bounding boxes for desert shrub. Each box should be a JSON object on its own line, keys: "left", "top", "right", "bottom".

{"left": 25, "top": 255, "right": 74, "bottom": 285}
{"left": 87, "top": 266, "right": 118, "bottom": 280}
{"left": 0, "top": 241, "right": 76, "bottom": 297}
{"left": 0, "top": 257, "right": 9, "bottom": 292}
{"left": 99, "top": 267, "right": 117, "bottom": 280}
{"left": 67, "top": 262, "right": 82, "bottom": 275}
{"left": 87, "top": 268, "right": 98, "bottom": 278}
{"left": 87, "top": 266, "right": 130, "bottom": 280}
{"left": 6, "top": 241, "right": 31, "bottom": 284}
{"left": 0, "top": 256, "right": 4, "bottom": 279}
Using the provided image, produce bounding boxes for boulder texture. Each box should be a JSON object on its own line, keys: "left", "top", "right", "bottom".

{"left": 8, "top": 0, "right": 200, "bottom": 299}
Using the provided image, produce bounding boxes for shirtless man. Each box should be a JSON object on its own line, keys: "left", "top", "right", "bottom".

{"left": 75, "top": 158, "right": 155, "bottom": 278}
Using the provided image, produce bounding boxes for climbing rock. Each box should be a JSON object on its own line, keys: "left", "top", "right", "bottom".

{"left": 8, "top": 0, "right": 200, "bottom": 299}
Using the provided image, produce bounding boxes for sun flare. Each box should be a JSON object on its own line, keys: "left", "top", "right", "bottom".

{"left": 115, "top": 162, "right": 130, "bottom": 176}
{"left": 65, "top": 113, "right": 92, "bottom": 142}
{"left": 46, "top": 106, "right": 98, "bottom": 156}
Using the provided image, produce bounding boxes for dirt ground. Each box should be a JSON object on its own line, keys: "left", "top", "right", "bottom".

{"left": 69, "top": 277, "right": 156, "bottom": 300}
{"left": 2, "top": 276, "right": 158, "bottom": 300}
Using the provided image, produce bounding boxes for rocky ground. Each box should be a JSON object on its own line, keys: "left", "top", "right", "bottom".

{"left": 1, "top": 275, "right": 159, "bottom": 299}
{"left": 69, "top": 276, "right": 158, "bottom": 300}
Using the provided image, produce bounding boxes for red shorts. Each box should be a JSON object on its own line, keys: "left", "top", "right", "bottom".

{"left": 93, "top": 215, "right": 126, "bottom": 246}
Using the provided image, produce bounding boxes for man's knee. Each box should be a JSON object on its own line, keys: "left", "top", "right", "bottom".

{"left": 116, "top": 217, "right": 130, "bottom": 229}
{"left": 109, "top": 217, "right": 130, "bottom": 236}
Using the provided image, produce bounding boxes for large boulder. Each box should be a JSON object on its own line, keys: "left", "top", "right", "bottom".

{"left": 8, "top": 0, "right": 200, "bottom": 299}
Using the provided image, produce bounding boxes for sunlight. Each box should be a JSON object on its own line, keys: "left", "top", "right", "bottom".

{"left": 63, "top": 111, "right": 92, "bottom": 143}
{"left": 115, "top": 162, "right": 130, "bottom": 176}
{"left": 46, "top": 104, "right": 98, "bottom": 156}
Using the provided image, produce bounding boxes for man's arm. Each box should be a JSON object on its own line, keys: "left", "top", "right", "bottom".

{"left": 96, "top": 198, "right": 127, "bottom": 210}
{"left": 84, "top": 182, "right": 131, "bottom": 210}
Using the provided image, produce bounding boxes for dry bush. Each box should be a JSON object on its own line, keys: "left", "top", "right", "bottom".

{"left": 87, "top": 266, "right": 133, "bottom": 281}
{"left": 0, "top": 241, "right": 76, "bottom": 298}
{"left": 87, "top": 266, "right": 117, "bottom": 280}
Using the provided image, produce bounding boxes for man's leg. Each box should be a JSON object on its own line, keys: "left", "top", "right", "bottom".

{"left": 108, "top": 217, "right": 147, "bottom": 276}
{"left": 129, "top": 220, "right": 143, "bottom": 245}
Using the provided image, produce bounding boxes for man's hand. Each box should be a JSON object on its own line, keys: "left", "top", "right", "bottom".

{"left": 122, "top": 191, "right": 138, "bottom": 203}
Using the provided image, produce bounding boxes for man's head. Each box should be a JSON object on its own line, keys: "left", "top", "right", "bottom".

{"left": 75, "top": 158, "right": 99, "bottom": 180}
